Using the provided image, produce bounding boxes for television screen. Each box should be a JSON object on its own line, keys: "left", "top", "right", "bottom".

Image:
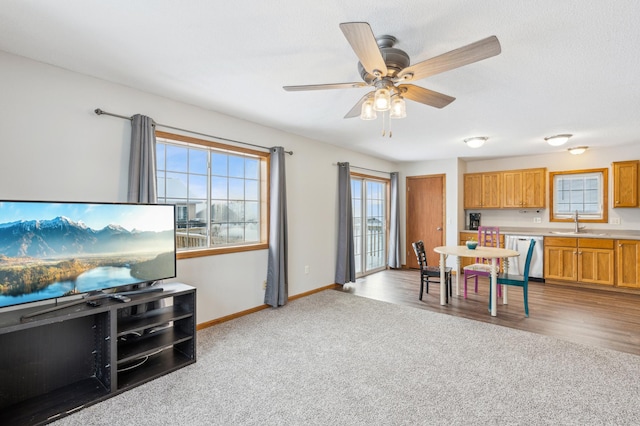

{"left": 0, "top": 200, "right": 176, "bottom": 308}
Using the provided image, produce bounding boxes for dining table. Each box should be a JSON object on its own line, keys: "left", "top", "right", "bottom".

{"left": 433, "top": 245, "right": 520, "bottom": 316}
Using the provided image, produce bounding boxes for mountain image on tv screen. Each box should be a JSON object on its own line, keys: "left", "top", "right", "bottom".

{"left": 0, "top": 201, "right": 176, "bottom": 308}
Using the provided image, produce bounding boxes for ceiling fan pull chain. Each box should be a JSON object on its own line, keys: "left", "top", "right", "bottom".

{"left": 381, "top": 111, "right": 386, "bottom": 137}
{"left": 389, "top": 111, "right": 393, "bottom": 138}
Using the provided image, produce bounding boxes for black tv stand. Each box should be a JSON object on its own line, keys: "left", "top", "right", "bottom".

{"left": 20, "top": 286, "right": 166, "bottom": 321}
{"left": 0, "top": 283, "right": 196, "bottom": 425}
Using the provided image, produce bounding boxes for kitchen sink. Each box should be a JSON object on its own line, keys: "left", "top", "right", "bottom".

{"left": 549, "top": 231, "right": 608, "bottom": 236}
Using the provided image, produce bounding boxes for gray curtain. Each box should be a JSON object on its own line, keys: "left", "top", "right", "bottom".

{"left": 128, "top": 114, "right": 157, "bottom": 204}
{"left": 265, "top": 147, "right": 288, "bottom": 307}
{"left": 388, "top": 172, "right": 401, "bottom": 268}
{"left": 335, "top": 162, "right": 356, "bottom": 284}
{"left": 126, "top": 114, "right": 158, "bottom": 315}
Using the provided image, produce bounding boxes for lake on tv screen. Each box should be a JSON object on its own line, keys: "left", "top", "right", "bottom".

{"left": 0, "top": 265, "right": 146, "bottom": 307}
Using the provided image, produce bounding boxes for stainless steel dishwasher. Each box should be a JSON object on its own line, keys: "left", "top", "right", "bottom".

{"left": 505, "top": 235, "right": 544, "bottom": 279}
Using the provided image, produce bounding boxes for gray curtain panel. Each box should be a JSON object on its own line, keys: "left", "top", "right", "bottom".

{"left": 335, "top": 162, "right": 356, "bottom": 284}
{"left": 265, "top": 146, "right": 288, "bottom": 307}
{"left": 126, "top": 114, "right": 159, "bottom": 314}
{"left": 388, "top": 172, "right": 401, "bottom": 268}
{"left": 128, "top": 114, "right": 157, "bottom": 204}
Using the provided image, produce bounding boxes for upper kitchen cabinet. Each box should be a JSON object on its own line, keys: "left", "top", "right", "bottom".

{"left": 464, "top": 172, "right": 501, "bottom": 209}
{"left": 612, "top": 160, "right": 639, "bottom": 208}
{"left": 502, "top": 168, "right": 546, "bottom": 208}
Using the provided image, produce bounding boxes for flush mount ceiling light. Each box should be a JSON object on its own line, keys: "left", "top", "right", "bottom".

{"left": 568, "top": 146, "right": 588, "bottom": 155}
{"left": 545, "top": 134, "right": 572, "bottom": 146}
{"left": 464, "top": 137, "right": 488, "bottom": 148}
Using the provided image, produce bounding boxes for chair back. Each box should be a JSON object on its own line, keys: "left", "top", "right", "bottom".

{"left": 411, "top": 240, "right": 427, "bottom": 269}
{"left": 476, "top": 226, "right": 500, "bottom": 264}
{"left": 521, "top": 239, "right": 537, "bottom": 280}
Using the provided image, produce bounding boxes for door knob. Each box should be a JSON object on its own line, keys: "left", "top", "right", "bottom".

{"left": 436, "top": 227, "right": 443, "bottom": 231}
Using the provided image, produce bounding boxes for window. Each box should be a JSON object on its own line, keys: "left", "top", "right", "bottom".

{"left": 156, "top": 131, "right": 268, "bottom": 257}
{"left": 351, "top": 174, "right": 389, "bottom": 277}
{"left": 549, "top": 168, "right": 608, "bottom": 223}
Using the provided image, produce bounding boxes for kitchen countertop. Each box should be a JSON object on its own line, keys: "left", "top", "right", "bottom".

{"left": 461, "top": 227, "right": 640, "bottom": 240}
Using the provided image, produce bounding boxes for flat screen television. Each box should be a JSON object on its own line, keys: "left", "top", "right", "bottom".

{"left": 0, "top": 200, "right": 176, "bottom": 309}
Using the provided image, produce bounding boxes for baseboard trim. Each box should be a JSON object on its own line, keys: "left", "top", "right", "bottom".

{"left": 196, "top": 283, "right": 341, "bottom": 330}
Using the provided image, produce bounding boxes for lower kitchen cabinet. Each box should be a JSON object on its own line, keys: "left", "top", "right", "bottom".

{"left": 544, "top": 237, "right": 614, "bottom": 286}
{"left": 616, "top": 240, "right": 640, "bottom": 288}
{"left": 578, "top": 238, "right": 615, "bottom": 286}
{"left": 544, "top": 237, "right": 578, "bottom": 281}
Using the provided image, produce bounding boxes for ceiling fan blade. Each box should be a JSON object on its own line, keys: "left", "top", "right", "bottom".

{"left": 344, "top": 93, "right": 373, "bottom": 118}
{"left": 283, "top": 82, "right": 368, "bottom": 91}
{"left": 397, "top": 36, "right": 501, "bottom": 81}
{"left": 399, "top": 84, "right": 456, "bottom": 109}
{"left": 339, "top": 22, "right": 388, "bottom": 77}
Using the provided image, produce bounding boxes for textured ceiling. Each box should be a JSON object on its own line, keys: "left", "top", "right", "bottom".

{"left": 1, "top": 1, "right": 639, "bottom": 162}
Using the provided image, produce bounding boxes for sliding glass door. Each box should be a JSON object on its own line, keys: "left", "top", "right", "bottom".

{"left": 351, "top": 177, "right": 387, "bottom": 277}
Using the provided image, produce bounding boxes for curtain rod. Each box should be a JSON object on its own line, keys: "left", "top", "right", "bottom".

{"left": 94, "top": 108, "right": 293, "bottom": 155}
{"left": 336, "top": 162, "right": 394, "bottom": 175}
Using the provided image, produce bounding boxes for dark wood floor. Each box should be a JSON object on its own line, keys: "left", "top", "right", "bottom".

{"left": 338, "top": 269, "right": 640, "bottom": 356}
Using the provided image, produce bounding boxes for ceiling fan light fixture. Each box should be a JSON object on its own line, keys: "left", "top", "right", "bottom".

{"left": 568, "top": 146, "right": 588, "bottom": 155}
{"left": 360, "top": 98, "right": 377, "bottom": 120}
{"left": 373, "top": 87, "right": 391, "bottom": 111}
{"left": 545, "top": 134, "right": 572, "bottom": 146}
{"left": 464, "top": 136, "right": 488, "bottom": 148}
{"left": 389, "top": 97, "right": 406, "bottom": 119}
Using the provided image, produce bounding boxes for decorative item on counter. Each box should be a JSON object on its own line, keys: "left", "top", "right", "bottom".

{"left": 466, "top": 240, "right": 478, "bottom": 250}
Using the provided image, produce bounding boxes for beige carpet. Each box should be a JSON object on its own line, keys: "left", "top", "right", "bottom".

{"left": 53, "top": 290, "right": 640, "bottom": 425}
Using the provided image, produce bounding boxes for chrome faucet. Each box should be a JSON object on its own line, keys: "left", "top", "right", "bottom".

{"left": 574, "top": 210, "right": 580, "bottom": 233}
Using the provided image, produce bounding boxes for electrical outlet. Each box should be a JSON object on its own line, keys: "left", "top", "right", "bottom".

{"left": 611, "top": 217, "right": 621, "bottom": 225}
{"left": 304, "top": 265, "right": 310, "bottom": 274}
{"left": 533, "top": 217, "right": 542, "bottom": 223}
{"left": 262, "top": 280, "right": 267, "bottom": 289}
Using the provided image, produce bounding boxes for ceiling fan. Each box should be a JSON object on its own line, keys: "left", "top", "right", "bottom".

{"left": 283, "top": 22, "right": 501, "bottom": 121}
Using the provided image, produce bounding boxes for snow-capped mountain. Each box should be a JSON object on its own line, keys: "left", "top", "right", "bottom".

{"left": 0, "top": 216, "right": 172, "bottom": 258}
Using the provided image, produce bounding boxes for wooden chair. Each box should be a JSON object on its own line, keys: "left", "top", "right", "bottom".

{"left": 412, "top": 240, "right": 452, "bottom": 302}
{"left": 463, "top": 226, "right": 501, "bottom": 298}
{"left": 491, "top": 239, "right": 536, "bottom": 317}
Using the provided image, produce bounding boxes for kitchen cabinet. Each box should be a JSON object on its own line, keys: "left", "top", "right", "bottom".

{"left": 544, "top": 237, "right": 577, "bottom": 281}
{"left": 544, "top": 237, "right": 614, "bottom": 285}
{"left": 502, "top": 168, "right": 546, "bottom": 208}
{"left": 616, "top": 240, "right": 640, "bottom": 288}
{"left": 612, "top": 160, "right": 639, "bottom": 208}
{"left": 578, "top": 238, "right": 614, "bottom": 286}
{"left": 463, "top": 172, "right": 501, "bottom": 209}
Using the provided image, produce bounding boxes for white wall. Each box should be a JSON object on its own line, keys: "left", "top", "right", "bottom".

{"left": 0, "top": 51, "right": 396, "bottom": 324}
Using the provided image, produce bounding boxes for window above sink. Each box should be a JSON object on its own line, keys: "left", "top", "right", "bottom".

{"left": 549, "top": 168, "right": 609, "bottom": 224}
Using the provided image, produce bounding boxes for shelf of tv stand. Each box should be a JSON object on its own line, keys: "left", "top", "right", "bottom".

{"left": 117, "top": 304, "right": 193, "bottom": 336}
{"left": 0, "top": 282, "right": 196, "bottom": 426}
{"left": 117, "top": 347, "right": 193, "bottom": 390}
{"left": 118, "top": 327, "right": 193, "bottom": 363}
{"left": 3, "top": 377, "right": 109, "bottom": 426}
